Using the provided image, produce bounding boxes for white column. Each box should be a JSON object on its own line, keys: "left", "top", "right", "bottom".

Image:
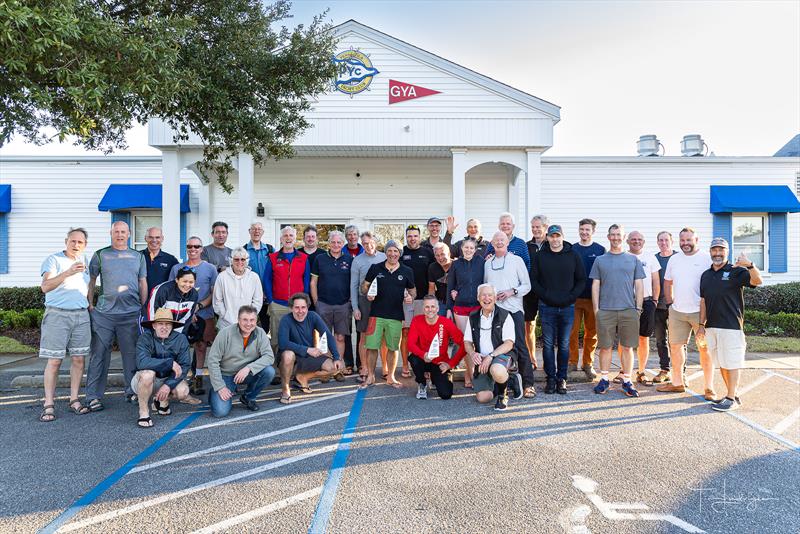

{"left": 161, "top": 149, "right": 181, "bottom": 258}
{"left": 451, "top": 148, "right": 468, "bottom": 240}
{"left": 506, "top": 166, "right": 519, "bottom": 222}
{"left": 525, "top": 149, "right": 542, "bottom": 240}
{"left": 238, "top": 153, "right": 255, "bottom": 244}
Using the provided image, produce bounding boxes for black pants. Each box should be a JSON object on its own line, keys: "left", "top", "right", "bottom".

{"left": 654, "top": 307, "right": 670, "bottom": 371}
{"left": 509, "top": 310, "right": 536, "bottom": 388}
{"left": 343, "top": 334, "right": 356, "bottom": 369}
{"left": 258, "top": 304, "right": 270, "bottom": 335}
{"left": 408, "top": 355, "right": 453, "bottom": 399}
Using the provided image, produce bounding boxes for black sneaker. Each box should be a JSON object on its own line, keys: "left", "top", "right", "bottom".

{"left": 507, "top": 372, "right": 523, "bottom": 400}
{"left": 556, "top": 379, "right": 567, "bottom": 394}
{"left": 494, "top": 394, "right": 508, "bottom": 411}
{"left": 239, "top": 395, "right": 259, "bottom": 411}
{"left": 544, "top": 378, "right": 557, "bottom": 394}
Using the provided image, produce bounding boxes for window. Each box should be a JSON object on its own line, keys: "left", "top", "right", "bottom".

{"left": 279, "top": 222, "right": 346, "bottom": 251}
{"left": 732, "top": 214, "right": 766, "bottom": 270}
{"left": 131, "top": 212, "right": 162, "bottom": 251}
{"left": 371, "top": 220, "right": 429, "bottom": 250}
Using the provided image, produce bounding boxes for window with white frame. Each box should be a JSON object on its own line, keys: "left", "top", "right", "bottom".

{"left": 732, "top": 214, "right": 766, "bottom": 270}
{"left": 131, "top": 211, "right": 162, "bottom": 251}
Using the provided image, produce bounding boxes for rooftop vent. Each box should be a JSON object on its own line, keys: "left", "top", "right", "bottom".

{"left": 637, "top": 135, "right": 664, "bottom": 157}
{"left": 681, "top": 134, "right": 709, "bottom": 157}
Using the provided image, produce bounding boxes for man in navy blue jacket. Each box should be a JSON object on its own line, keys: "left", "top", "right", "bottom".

{"left": 278, "top": 292, "right": 343, "bottom": 403}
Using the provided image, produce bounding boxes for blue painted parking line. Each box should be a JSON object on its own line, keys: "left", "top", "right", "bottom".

{"left": 308, "top": 387, "right": 367, "bottom": 534}
{"left": 39, "top": 410, "right": 204, "bottom": 534}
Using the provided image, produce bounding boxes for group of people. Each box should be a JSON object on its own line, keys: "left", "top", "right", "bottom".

{"left": 36, "top": 212, "right": 761, "bottom": 425}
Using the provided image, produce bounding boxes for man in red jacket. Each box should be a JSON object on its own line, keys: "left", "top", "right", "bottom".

{"left": 407, "top": 294, "right": 466, "bottom": 400}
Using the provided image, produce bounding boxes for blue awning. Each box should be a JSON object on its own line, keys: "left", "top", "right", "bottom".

{"left": 98, "top": 184, "right": 190, "bottom": 213}
{"left": 0, "top": 185, "right": 10, "bottom": 213}
{"left": 710, "top": 185, "right": 800, "bottom": 213}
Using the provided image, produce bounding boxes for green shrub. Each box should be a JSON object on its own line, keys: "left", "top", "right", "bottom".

{"left": 744, "top": 282, "right": 800, "bottom": 314}
{"left": 0, "top": 309, "right": 43, "bottom": 329}
{"left": 743, "top": 310, "right": 800, "bottom": 337}
{"left": 0, "top": 287, "right": 45, "bottom": 311}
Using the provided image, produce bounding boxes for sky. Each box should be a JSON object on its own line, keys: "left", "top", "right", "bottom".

{"left": 1, "top": 0, "right": 798, "bottom": 157}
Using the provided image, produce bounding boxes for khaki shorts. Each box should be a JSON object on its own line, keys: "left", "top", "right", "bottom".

{"left": 596, "top": 309, "right": 640, "bottom": 349}
{"left": 131, "top": 371, "right": 167, "bottom": 392}
{"left": 706, "top": 328, "right": 747, "bottom": 369}
{"left": 668, "top": 309, "right": 701, "bottom": 345}
{"left": 39, "top": 307, "right": 91, "bottom": 359}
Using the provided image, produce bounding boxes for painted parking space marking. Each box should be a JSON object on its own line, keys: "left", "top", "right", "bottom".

{"left": 735, "top": 372, "right": 773, "bottom": 396}
{"left": 57, "top": 444, "right": 338, "bottom": 533}
{"left": 571, "top": 475, "right": 705, "bottom": 533}
{"left": 764, "top": 369, "right": 800, "bottom": 385}
{"left": 772, "top": 407, "right": 800, "bottom": 435}
{"left": 191, "top": 487, "right": 323, "bottom": 534}
{"left": 181, "top": 389, "right": 357, "bottom": 434}
{"left": 131, "top": 412, "right": 349, "bottom": 473}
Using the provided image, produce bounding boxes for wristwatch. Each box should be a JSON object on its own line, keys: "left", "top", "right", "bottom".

{"left": 512, "top": 288, "right": 518, "bottom": 296}
{"left": 746, "top": 263, "right": 754, "bottom": 270}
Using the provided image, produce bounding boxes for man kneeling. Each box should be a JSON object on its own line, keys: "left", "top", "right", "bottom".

{"left": 207, "top": 305, "right": 276, "bottom": 417}
{"left": 463, "top": 284, "right": 520, "bottom": 411}
{"left": 133, "top": 308, "right": 195, "bottom": 428}
{"left": 278, "top": 293, "right": 344, "bottom": 404}
{"left": 407, "top": 294, "right": 466, "bottom": 400}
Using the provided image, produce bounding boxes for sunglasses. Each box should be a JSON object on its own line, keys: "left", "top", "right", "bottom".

{"left": 406, "top": 224, "right": 421, "bottom": 233}
{"left": 186, "top": 244, "right": 202, "bottom": 249}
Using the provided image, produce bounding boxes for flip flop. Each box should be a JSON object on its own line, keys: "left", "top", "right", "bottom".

{"left": 386, "top": 381, "right": 403, "bottom": 389}
{"left": 359, "top": 377, "right": 375, "bottom": 390}
{"left": 181, "top": 395, "right": 203, "bottom": 405}
{"left": 401, "top": 369, "right": 412, "bottom": 378}
{"left": 279, "top": 394, "right": 292, "bottom": 405}
{"left": 152, "top": 400, "right": 172, "bottom": 416}
{"left": 297, "top": 385, "right": 313, "bottom": 394}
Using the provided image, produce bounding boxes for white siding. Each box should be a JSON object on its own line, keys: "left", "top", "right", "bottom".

{"left": 540, "top": 158, "right": 800, "bottom": 285}
{"left": 0, "top": 158, "right": 201, "bottom": 287}
{"left": 466, "top": 163, "right": 509, "bottom": 232}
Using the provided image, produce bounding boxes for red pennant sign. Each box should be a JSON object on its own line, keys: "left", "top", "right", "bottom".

{"left": 388, "top": 79, "right": 441, "bottom": 104}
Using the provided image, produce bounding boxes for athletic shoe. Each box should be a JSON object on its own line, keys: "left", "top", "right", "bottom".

{"left": 556, "top": 379, "right": 567, "bottom": 395}
{"left": 582, "top": 365, "right": 598, "bottom": 380}
{"left": 494, "top": 394, "right": 508, "bottom": 411}
{"left": 507, "top": 372, "right": 523, "bottom": 400}
{"left": 544, "top": 378, "right": 556, "bottom": 394}
{"left": 594, "top": 379, "right": 610, "bottom": 394}
{"left": 416, "top": 383, "right": 427, "bottom": 400}
{"left": 711, "top": 397, "right": 738, "bottom": 412}
{"left": 621, "top": 381, "right": 639, "bottom": 398}
{"left": 239, "top": 395, "right": 259, "bottom": 411}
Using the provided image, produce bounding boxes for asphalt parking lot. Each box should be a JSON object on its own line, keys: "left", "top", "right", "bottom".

{"left": 0, "top": 360, "right": 798, "bottom": 534}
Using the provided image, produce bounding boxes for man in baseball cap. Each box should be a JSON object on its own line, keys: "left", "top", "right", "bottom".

{"left": 699, "top": 237, "right": 762, "bottom": 411}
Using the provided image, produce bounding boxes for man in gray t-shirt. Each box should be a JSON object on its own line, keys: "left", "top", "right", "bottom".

{"left": 202, "top": 221, "right": 233, "bottom": 272}
{"left": 86, "top": 222, "right": 148, "bottom": 409}
{"left": 590, "top": 224, "right": 645, "bottom": 398}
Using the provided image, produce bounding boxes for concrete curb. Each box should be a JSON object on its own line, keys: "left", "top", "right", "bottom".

{"left": 11, "top": 373, "right": 126, "bottom": 389}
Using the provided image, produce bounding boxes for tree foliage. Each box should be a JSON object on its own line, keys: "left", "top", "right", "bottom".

{"left": 0, "top": 0, "right": 337, "bottom": 192}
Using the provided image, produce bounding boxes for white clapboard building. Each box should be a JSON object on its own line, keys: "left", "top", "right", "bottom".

{"left": 1, "top": 20, "right": 799, "bottom": 287}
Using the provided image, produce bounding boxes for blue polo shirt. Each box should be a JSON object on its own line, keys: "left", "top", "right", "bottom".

{"left": 142, "top": 249, "right": 179, "bottom": 294}
{"left": 311, "top": 251, "right": 353, "bottom": 306}
{"left": 244, "top": 241, "right": 274, "bottom": 291}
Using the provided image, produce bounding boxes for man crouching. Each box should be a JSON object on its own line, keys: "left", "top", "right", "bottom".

{"left": 133, "top": 308, "right": 196, "bottom": 428}
{"left": 463, "top": 284, "right": 521, "bottom": 411}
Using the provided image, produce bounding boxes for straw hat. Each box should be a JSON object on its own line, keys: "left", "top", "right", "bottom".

{"left": 141, "top": 308, "right": 183, "bottom": 328}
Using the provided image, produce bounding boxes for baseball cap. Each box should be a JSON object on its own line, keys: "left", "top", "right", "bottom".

{"left": 546, "top": 224, "right": 563, "bottom": 236}
{"left": 426, "top": 217, "right": 442, "bottom": 225}
{"left": 710, "top": 237, "right": 729, "bottom": 249}
{"left": 384, "top": 239, "right": 402, "bottom": 252}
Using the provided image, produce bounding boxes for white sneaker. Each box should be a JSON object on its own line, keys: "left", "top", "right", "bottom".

{"left": 416, "top": 383, "right": 428, "bottom": 400}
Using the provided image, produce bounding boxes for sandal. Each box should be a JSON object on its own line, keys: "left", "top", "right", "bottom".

{"left": 401, "top": 368, "right": 412, "bottom": 378}
{"left": 635, "top": 371, "right": 653, "bottom": 386}
{"left": 88, "top": 399, "right": 104, "bottom": 412}
{"left": 152, "top": 399, "right": 172, "bottom": 416}
{"left": 297, "top": 384, "right": 313, "bottom": 394}
{"left": 343, "top": 367, "right": 354, "bottom": 376}
{"left": 68, "top": 399, "right": 90, "bottom": 415}
{"left": 333, "top": 372, "right": 346, "bottom": 382}
{"left": 39, "top": 404, "right": 56, "bottom": 422}
{"left": 279, "top": 394, "right": 292, "bottom": 405}
{"left": 137, "top": 417, "right": 154, "bottom": 428}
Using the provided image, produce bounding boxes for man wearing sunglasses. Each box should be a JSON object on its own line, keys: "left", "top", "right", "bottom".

{"left": 169, "top": 236, "right": 218, "bottom": 395}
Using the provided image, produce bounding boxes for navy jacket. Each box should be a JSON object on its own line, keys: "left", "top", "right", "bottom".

{"left": 135, "top": 330, "right": 191, "bottom": 389}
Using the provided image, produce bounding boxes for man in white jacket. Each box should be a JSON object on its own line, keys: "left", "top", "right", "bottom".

{"left": 213, "top": 247, "right": 263, "bottom": 329}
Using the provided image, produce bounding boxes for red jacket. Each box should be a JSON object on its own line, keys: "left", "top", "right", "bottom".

{"left": 267, "top": 250, "right": 309, "bottom": 304}
{"left": 407, "top": 315, "right": 466, "bottom": 368}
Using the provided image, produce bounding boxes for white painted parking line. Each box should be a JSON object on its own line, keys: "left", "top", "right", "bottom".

{"left": 772, "top": 407, "right": 800, "bottom": 435}
{"left": 191, "top": 486, "right": 323, "bottom": 534}
{"left": 131, "top": 412, "right": 349, "bottom": 473}
{"left": 571, "top": 475, "right": 705, "bottom": 533}
{"left": 764, "top": 370, "right": 800, "bottom": 385}
{"left": 180, "top": 389, "right": 357, "bottom": 434}
{"left": 56, "top": 445, "right": 338, "bottom": 533}
{"left": 735, "top": 372, "right": 773, "bottom": 396}
{"left": 685, "top": 370, "right": 705, "bottom": 382}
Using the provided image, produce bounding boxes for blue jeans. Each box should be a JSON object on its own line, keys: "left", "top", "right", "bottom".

{"left": 540, "top": 303, "right": 575, "bottom": 381}
{"left": 208, "top": 366, "right": 275, "bottom": 418}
